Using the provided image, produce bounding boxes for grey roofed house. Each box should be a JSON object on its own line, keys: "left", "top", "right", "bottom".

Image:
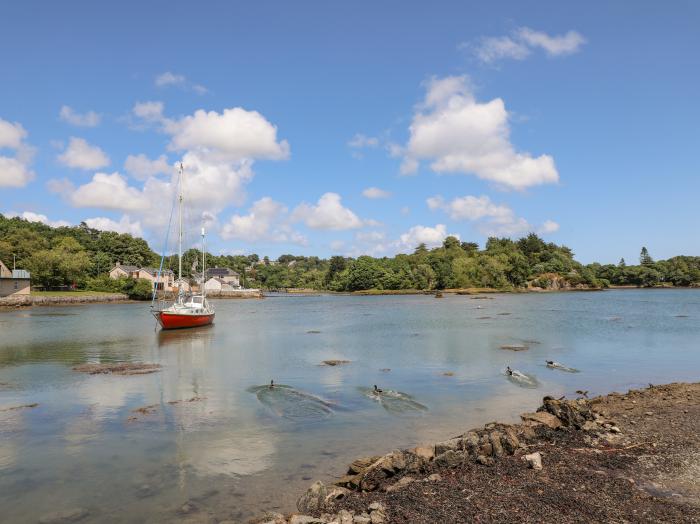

{"left": 138, "top": 267, "right": 175, "bottom": 277}
{"left": 205, "top": 267, "right": 240, "bottom": 279}
{"left": 112, "top": 264, "right": 138, "bottom": 274}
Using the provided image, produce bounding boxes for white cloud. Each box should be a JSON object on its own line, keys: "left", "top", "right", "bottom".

{"left": 46, "top": 177, "right": 73, "bottom": 195}
{"left": 427, "top": 194, "right": 513, "bottom": 222}
{"left": 517, "top": 28, "right": 586, "bottom": 56}
{"left": 472, "top": 36, "right": 530, "bottom": 64}
{"left": 8, "top": 211, "right": 70, "bottom": 228}
{"left": 167, "top": 108, "right": 289, "bottom": 162}
{"left": 396, "top": 224, "right": 459, "bottom": 251}
{"left": 66, "top": 104, "right": 288, "bottom": 237}
{"left": 59, "top": 106, "right": 101, "bottom": 127}
{"left": 155, "top": 72, "right": 186, "bottom": 87}
{"left": 362, "top": 187, "right": 391, "bottom": 199}
{"left": 428, "top": 194, "right": 559, "bottom": 237}
{"left": 57, "top": 137, "right": 110, "bottom": 170}
{"left": 220, "top": 197, "right": 306, "bottom": 245}
{"left": 132, "top": 101, "right": 165, "bottom": 122}
{"left": 292, "top": 193, "right": 365, "bottom": 231}
{"left": 84, "top": 215, "right": 143, "bottom": 237}
{"left": 0, "top": 119, "right": 27, "bottom": 149}
{"left": 470, "top": 27, "right": 586, "bottom": 64}
{"left": 192, "top": 84, "right": 208, "bottom": 95}
{"left": 155, "top": 72, "right": 208, "bottom": 94}
{"left": 401, "top": 76, "right": 558, "bottom": 190}
{"left": 0, "top": 157, "right": 35, "bottom": 187}
{"left": 386, "top": 143, "right": 403, "bottom": 158}
{"left": 348, "top": 133, "right": 379, "bottom": 148}
{"left": 124, "top": 154, "right": 171, "bottom": 179}
{"left": 0, "top": 118, "right": 35, "bottom": 188}
{"left": 539, "top": 219, "right": 560, "bottom": 234}
{"left": 343, "top": 230, "right": 391, "bottom": 257}
{"left": 69, "top": 172, "right": 150, "bottom": 211}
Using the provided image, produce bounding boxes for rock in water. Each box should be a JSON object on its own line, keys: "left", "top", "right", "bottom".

{"left": 524, "top": 452, "right": 543, "bottom": 471}
{"left": 321, "top": 360, "right": 351, "bottom": 366}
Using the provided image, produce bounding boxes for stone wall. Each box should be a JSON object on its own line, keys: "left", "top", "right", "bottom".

{"left": 0, "top": 293, "right": 129, "bottom": 307}
{"left": 206, "top": 289, "right": 263, "bottom": 299}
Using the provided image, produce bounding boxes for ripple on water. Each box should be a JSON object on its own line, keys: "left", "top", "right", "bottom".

{"left": 247, "top": 385, "right": 334, "bottom": 421}
{"left": 358, "top": 387, "right": 428, "bottom": 415}
{"left": 506, "top": 370, "right": 540, "bottom": 389}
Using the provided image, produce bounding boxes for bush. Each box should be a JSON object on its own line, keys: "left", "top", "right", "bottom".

{"left": 85, "top": 275, "right": 154, "bottom": 300}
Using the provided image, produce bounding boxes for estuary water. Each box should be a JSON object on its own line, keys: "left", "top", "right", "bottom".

{"left": 0, "top": 290, "right": 698, "bottom": 522}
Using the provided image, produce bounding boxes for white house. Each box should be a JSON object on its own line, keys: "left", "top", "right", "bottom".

{"left": 204, "top": 267, "right": 241, "bottom": 287}
{"left": 204, "top": 277, "right": 238, "bottom": 292}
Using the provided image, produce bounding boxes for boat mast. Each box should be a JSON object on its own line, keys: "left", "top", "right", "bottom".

{"left": 201, "top": 227, "right": 206, "bottom": 299}
{"left": 178, "top": 163, "right": 183, "bottom": 290}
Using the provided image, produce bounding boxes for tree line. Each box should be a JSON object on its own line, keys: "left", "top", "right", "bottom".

{"left": 1, "top": 214, "right": 698, "bottom": 293}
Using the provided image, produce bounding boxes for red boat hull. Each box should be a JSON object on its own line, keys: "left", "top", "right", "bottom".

{"left": 156, "top": 311, "right": 215, "bottom": 330}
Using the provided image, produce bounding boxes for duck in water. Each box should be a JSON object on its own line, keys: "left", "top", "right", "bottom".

{"left": 373, "top": 385, "right": 383, "bottom": 394}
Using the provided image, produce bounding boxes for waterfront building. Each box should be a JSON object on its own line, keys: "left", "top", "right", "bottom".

{"left": 0, "top": 259, "right": 30, "bottom": 297}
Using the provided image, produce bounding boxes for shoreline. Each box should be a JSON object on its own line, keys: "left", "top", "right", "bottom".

{"left": 0, "top": 289, "right": 264, "bottom": 309}
{"left": 255, "top": 382, "right": 700, "bottom": 523}
{"left": 262, "top": 285, "right": 699, "bottom": 297}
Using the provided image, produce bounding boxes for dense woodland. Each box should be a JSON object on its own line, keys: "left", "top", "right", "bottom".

{"left": 1, "top": 214, "right": 699, "bottom": 295}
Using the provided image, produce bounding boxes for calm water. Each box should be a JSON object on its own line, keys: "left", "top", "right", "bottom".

{"left": 1, "top": 290, "right": 698, "bottom": 523}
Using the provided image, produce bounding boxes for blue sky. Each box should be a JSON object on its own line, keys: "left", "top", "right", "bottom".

{"left": 1, "top": 1, "right": 698, "bottom": 263}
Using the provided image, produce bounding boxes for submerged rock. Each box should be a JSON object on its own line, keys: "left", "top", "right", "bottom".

{"left": 38, "top": 508, "right": 89, "bottom": 524}
{"left": 0, "top": 402, "right": 38, "bottom": 412}
{"left": 72, "top": 362, "right": 161, "bottom": 375}
{"left": 500, "top": 344, "right": 528, "bottom": 351}
{"left": 321, "top": 360, "right": 351, "bottom": 367}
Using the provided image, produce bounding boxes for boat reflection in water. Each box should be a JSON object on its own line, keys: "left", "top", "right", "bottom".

{"left": 156, "top": 324, "right": 215, "bottom": 348}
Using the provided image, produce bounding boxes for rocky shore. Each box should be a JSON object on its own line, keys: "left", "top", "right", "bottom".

{"left": 254, "top": 382, "right": 700, "bottom": 524}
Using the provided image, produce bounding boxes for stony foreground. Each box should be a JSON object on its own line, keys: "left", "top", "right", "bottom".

{"left": 254, "top": 382, "right": 700, "bottom": 524}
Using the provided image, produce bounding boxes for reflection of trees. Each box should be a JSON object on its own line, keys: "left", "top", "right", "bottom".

{"left": 0, "top": 337, "right": 143, "bottom": 368}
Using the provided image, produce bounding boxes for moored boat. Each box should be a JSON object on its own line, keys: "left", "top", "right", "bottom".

{"left": 151, "top": 164, "right": 215, "bottom": 330}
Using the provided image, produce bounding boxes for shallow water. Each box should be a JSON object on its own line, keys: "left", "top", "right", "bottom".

{"left": 0, "top": 290, "right": 699, "bottom": 522}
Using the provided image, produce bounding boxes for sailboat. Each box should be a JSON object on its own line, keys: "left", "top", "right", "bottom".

{"left": 152, "top": 164, "right": 215, "bottom": 330}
